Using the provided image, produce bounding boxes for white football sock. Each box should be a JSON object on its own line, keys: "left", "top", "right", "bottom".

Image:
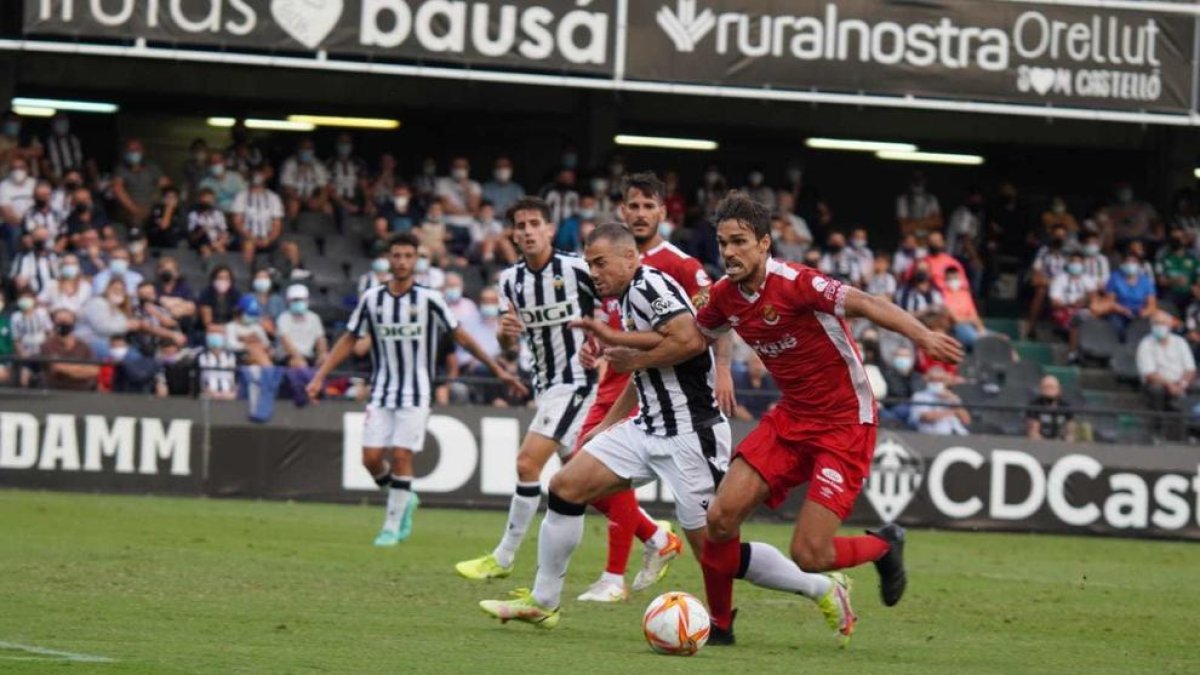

{"left": 383, "top": 475, "right": 412, "bottom": 532}
{"left": 742, "top": 542, "right": 832, "bottom": 600}
{"left": 532, "top": 505, "right": 585, "bottom": 609}
{"left": 492, "top": 481, "right": 541, "bottom": 568}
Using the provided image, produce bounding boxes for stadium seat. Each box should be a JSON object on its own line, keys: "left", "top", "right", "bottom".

{"left": 1043, "top": 364, "right": 1080, "bottom": 391}
{"left": 294, "top": 212, "right": 336, "bottom": 238}
{"left": 322, "top": 236, "right": 360, "bottom": 261}
{"left": 1078, "top": 319, "right": 1120, "bottom": 364}
{"left": 983, "top": 317, "right": 1021, "bottom": 340}
{"left": 1158, "top": 297, "right": 1181, "bottom": 318}
{"left": 284, "top": 234, "right": 321, "bottom": 259}
{"left": 974, "top": 335, "right": 1015, "bottom": 367}
{"left": 1005, "top": 359, "right": 1044, "bottom": 390}
{"left": 1013, "top": 341, "right": 1054, "bottom": 366}
{"left": 1109, "top": 347, "right": 1140, "bottom": 385}
{"left": 1125, "top": 318, "right": 1151, "bottom": 345}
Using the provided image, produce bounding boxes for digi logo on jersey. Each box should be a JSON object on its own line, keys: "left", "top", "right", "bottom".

{"left": 518, "top": 301, "right": 578, "bottom": 328}
{"left": 376, "top": 323, "right": 424, "bottom": 340}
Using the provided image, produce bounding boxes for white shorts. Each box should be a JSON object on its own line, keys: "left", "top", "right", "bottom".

{"left": 362, "top": 405, "right": 431, "bottom": 451}
{"left": 583, "top": 419, "right": 732, "bottom": 531}
{"left": 528, "top": 384, "right": 595, "bottom": 454}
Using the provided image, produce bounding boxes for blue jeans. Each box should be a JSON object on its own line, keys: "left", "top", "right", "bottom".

{"left": 1107, "top": 313, "right": 1132, "bottom": 341}
{"left": 954, "top": 322, "right": 979, "bottom": 349}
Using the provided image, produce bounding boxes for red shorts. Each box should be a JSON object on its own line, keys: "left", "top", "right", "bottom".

{"left": 571, "top": 399, "right": 638, "bottom": 455}
{"left": 735, "top": 408, "right": 877, "bottom": 520}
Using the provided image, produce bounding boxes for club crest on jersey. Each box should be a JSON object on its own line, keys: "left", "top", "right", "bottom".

{"left": 553, "top": 275, "right": 564, "bottom": 290}
{"left": 728, "top": 315, "right": 740, "bottom": 327}
{"left": 762, "top": 303, "right": 780, "bottom": 325}
{"left": 625, "top": 317, "right": 637, "bottom": 330}
{"left": 651, "top": 297, "right": 673, "bottom": 316}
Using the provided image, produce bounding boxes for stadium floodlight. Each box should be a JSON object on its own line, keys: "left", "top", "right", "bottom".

{"left": 12, "top": 97, "right": 118, "bottom": 114}
{"left": 876, "top": 150, "right": 985, "bottom": 166}
{"left": 614, "top": 134, "right": 718, "bottom": 151}
{"left": 207, "top": 117, "right": 315, "bottom": 132}
{"left": 1194, "top": 168, "right": 1200, "bottom": 180}
{"left": 12, "top": 105, "right": 56, "bottom": 118}
{"left": 806, "top": 138, "right": 918, "bottom": 153}
{"left": 287, "top": 115, "right": 400, "bottom": 130}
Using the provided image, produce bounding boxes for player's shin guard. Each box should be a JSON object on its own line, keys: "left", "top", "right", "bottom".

{"left": 738, "top": 542, "right": 832, "bottom": 600}
{"left": 591, "top": 490, "right": 638, "bottom": 576}
{"left": 832, "top": 534, "right": 890, "bottom": 570}
{"left": 493, "top": 482, "right": 541, "bottom": 568}
{"left": 532, "top": 492, "right": 586, "bottom": 610}
{"left": 700, "top": 535, "right": 741, "bottom": 631}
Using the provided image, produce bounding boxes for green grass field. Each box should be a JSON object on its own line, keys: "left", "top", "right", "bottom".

{"left": 1, "top": 489, "right": 1197, "bottom": 674}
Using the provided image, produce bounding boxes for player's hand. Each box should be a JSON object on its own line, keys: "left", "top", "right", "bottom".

{"left": 499, "top": 308, "right": 523, "bottom": 340}
{"left": 604, "top": 347, "right": 642, "bottom": 374}
{"left": 714, "top": 367, "right": 737, "bottom": 416}
{"left": 569, "top": 317, "right": 616, "bottom": 345}
{"left": 496, "top": 370, "right": 529, "bottom": 399}
{"left": 304, "top": 375, "right": 325, "bottom": 403}
{"left": 920, "top": 331, "right": 964, "bottom": 364}
{"left": 579, "top": 336, "right": 604, "bottom": 369}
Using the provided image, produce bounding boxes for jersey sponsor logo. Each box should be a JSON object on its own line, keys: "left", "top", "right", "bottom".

{"left": 650, "top": 297, "right": 674, "bottom": 316}
{"left": 750, "top": 335, "right": 797, "bottom": 358}
{"left": 762, "top": 303, "right": 780, "bottom": 326}
{"left": 812, "top": 276, "right": 829, "bottom": 293}
{"left": 518, "top": 300, "right": 579, "bottom": 328}
{"left": 376, "top": 323, "right": 424, "bottom": 340}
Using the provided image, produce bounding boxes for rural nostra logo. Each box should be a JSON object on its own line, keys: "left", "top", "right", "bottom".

{"left": 657, "top": 0, "right": 715, "bottom": 52}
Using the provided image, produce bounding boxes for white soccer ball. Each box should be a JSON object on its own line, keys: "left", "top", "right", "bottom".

{"left": 641, "top": 591, "right": 710, "bottom": 656}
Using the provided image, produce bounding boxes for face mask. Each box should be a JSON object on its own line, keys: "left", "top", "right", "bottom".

{"left": 1083, "top": 244, "right": 1100, "bottom": 256}
{"left": 393, "top": 196, "right": 410, "bottom": 211}
{"left": 1121, "top": 263, "right": 1140, "bottom": 277}
{"left": 480, "top": 304, "right": 500, "bottom": 319}
{"left": 193, "top": 151, "right": 208, "bottom": 164}
{"left": 704, "top": 171, "right": 720, "bottom": 185}
{"left": 893, "top": 356, "right": 913, "bottom": 374}
{"left": 107, "top": 293, "right": 126, "bottom": 306}
{"left": 34, "top": 197, "right": 48, "bottom": 208}
{"left": 158, "top": 269, "right": 175, "bottom": 283}
{"left": 206, "top": 334, "right": 225, "bottom": 350}
{"left": 372, "top": 259, "right": 389, "bottom": 274}
{"left": 61, "top": 264, "right": 80, "bottom": 280}
{"left": 10, "top": 169, "right": 27, "bottom": 183}
{"left": 494, "top": 167, "right": 512, "bottom": 182}
{"left": 110, "top": 346, "right": 129, "bottom": 361}
{"left": 659, "top": 222, "right": 674, "bottom": 239}
{"left": 748, "top": 172, "right": 764, "bottom": 186}
{"left": 451, "top": 167, "right": 470, "bottom": 181}
{"left": 253, "top": 278, "right": 271, "bottom": 294}
{"left": 336, "top": 143, "right": 352, "bottom": 158}
{"left": 109, "top": 259, "right": 129, "bottom": 276}
{"left": 415, "top": 258, "right": 430, "bottom": 273}
{"left": 17, "top": 297, "right": 34, "bottom": 311}
{"left": 125, "top": 152, "right": 142, "bottom": 166}
{"left": 56, "top": 323, "right": 74, "bottom": 337}
{"left": 240, "top": 314, "right": 257, "bottom": 325}
{"left": 423, "top": 162, "right": 437, "bottom": 176}
{"left": 947, "top": 278, "right": 962, "bottom": 291}
{"left": 578, "top": 208, "right": 597, "bottom": 220}
{"left": 444, "top": 287, "right": 462, "bottom": 302}
{"left": 213, "top": 278, "right": 232, "bottom": 293}
{"left": 561, "top": 153, "right": 578, "bottom": 169}
{"left": 851, "top": 238, "right": 867, "bottom": 249}
{"left": 913, "top": 271, "right": 930, "bottom": 283}
{"left": 1152, "top": 324, "right": 1171, "bottom": 340}
{"left": 590, "top": 178, "right": 608, "bottom": 195}
{"left": 251, "top": 174, "right": 266, "bottom": 187}
{"left": 1067, "top": 262, "right": 1084, "bottom": 276}
{"left": 927, "top": 381, "right": 946, "bottom": 394}
{"left": 3, "top": 122, "right": 20, "bottom": 137}
{"left": 289, "top": 300, "right": 308, "bottom": 314}
{"left": 209, "top": 164, "right": 226, "bottom": 178}
{"left": 298, "top": 150, "right": 314, "bottom": 163}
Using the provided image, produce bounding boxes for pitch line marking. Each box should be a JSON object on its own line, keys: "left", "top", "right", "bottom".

{"left": 0, "top": 640, "right": 115, "bottom": 663}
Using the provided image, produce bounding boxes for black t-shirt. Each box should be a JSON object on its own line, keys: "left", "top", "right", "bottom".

{"left": 1026, "top": 396, "right": 1073, "bottom": 440}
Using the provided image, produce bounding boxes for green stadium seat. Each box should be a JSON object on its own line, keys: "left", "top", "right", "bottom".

{"left": 1013, "top": 341, "right": 1054, "bottom": 366}
{"left": 984, "top": 317, "right": 1021, "bottom": 340}
{"left": 1043, "top": 365, "right": 1079, "bottom": 391}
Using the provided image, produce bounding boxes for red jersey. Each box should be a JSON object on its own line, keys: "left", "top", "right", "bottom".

{"left": 592, "top": 240, "right": 712, "bottom": 406}
{"left": 696, "top": 258, "right": 876, "bottom": 426}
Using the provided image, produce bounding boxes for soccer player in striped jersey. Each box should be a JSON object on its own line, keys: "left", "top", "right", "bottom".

{"left": 456, "top": 197, "right": 601, "bottom": 580}
{"left": 307, "top": 232, "right": 526, "bottom": 547}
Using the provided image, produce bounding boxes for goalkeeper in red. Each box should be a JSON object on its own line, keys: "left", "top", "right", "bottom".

{"left": 684, "top": 193, "right": 963, "bottom": 647}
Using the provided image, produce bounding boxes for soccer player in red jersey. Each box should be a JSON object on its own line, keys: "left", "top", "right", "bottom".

{"left": 655, "top": 193, "right": 962, "bottom": 646}
{"left": 574, "top": 172, "right": 737, "bottom": 603}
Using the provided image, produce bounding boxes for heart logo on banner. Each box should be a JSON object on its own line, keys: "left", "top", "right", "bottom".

{"left": 271, "top": 0, "right": 344, "bottom": 50}
{"left": 1029, "top": 67, "right": 1056, "bottom": 96}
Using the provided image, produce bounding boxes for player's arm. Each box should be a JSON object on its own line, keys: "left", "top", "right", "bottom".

{"left": 452, "top": 325, "right": 529, "bottom": 398}
{"left": 304, "top": 331, "right": 357, "bottom": 401}
{"left": 603, "top": 312, "right": 707, "bottom": 373}
{"left": 569, "top": 317, "right": 664, "bottom": 351}
{"left": 712, "top": 333, "right": 737, "bottom": 415}
{"left": 843, "top": 287, "right": 964, "bottom": 364}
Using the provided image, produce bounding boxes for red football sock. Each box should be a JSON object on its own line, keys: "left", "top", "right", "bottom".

{"left": 700, "top": 535, "right": 741, "bottom": 630}
{"left": 591, "top": 491, "right": 638, "bottom": 575}
{"left": 832, "top": 535, "right": 890, "bottom": 570}
{"left": 632, "top": 504, "right": 660, "bottom": 542}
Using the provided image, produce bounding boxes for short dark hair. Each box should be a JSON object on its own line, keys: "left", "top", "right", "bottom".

{"left": 623, "top": 171, "right": 666, "bottom": 202}
{"left": 505, "top": 196, "right": 552, "bottom": 225}
{"left": 714, "top": 192, "right": 771, "bottom": 240}
{"left": 387, "top": 232, "right": 420, "bottom": 251}
{"left": 586, "top": 222, "right": 637, "bottom": 249}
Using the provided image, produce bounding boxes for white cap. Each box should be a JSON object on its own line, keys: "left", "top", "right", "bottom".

{"left": 286, "top": 284, "right": 309, "bottom": 301}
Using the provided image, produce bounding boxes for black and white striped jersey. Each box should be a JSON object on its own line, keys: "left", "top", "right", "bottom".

{"left": 230, "top": 189, "right": 284, "bottom": 239}
{"left": 497, "top": 252, "right": 597, "bottom": 395}
{"left": 9, "top": 251, "right": 57, "bottom": 294}
{"left": 347, "top": 283, "right": 459, "bottom": 409}
{"left": 620, "top": 265, "right": 722, "bottom": 437}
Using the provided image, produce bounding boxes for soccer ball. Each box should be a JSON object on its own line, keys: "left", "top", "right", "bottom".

{"left": 641, "top": 592, "right": 710, "bottom": 656}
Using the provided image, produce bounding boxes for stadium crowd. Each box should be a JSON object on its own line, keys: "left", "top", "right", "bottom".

{"left": 0, "top": 110, "right": 1197, "bottom": 440}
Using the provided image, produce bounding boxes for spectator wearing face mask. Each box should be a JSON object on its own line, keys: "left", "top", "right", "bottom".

{"left": 38, "top": 253, "right": 91, "bottom": 314}
{"left": 40, "top": 113, "right": 85, "bottom": 183}
{"left": 199, "top": 265, "right": 240, "bottom": 329}
{"left": 232, "top": 168, "right": 284, "bottom": 269}
{"left": 731, "top": 353, "right": 778, "bottom": 421}
{"left": 1039, "top": 195, "right": 1079, "bottom": 242}
{"left": 180, "top": 138, "right": 209, "bottom": 204}
{"left": 23, "top": 181, "right": 64, "bottom": 249}
{"left": 9, "top": 228, "right": 58, "bottom": 294}
{"left": 91, "top": 248, "right": 142, "bottom": 295}
{"left": 1, "top": 157, "right": 36, "bottom": 252}
{"left": 1155, "top": 228, "right": 1199, "bottom": 310}
{"left": 187, "top": 188, "right": 229, "bottom": 258}
{"left": 358, "top": 255, "right": 392, "bottom": 295}
{"left": 879, "top": 346, "right": 919, "bottom": 426}
{"left": 76, "top": 278, "right": 144, "bottom": 358}
{"left": 896, "top": 171, "right": 942, "bottom": 240}
{"left": 226, "top": 295, "right": 273, "bottom": 366}
{"left": 1138, "top": 311, "right": 1196, "bottom": 421}
{"left": 248, "top": 270, "right": 285, "bottom": 330}
{"left": 280, "top": 137, "right": 332, "bottom": 220}
{"left": 437, "top": 273, "right": 483, "bottom": 403}
{"left": 539, "top": 167, "right": 580, "bottom": 227}
{"left": 585, "top": 173, "right": 616, "bottom": 224}
{"left": 413, "top": 247, "right": 445, "bottom": 290}
{"left": 846, "top": 227, "right": 875, "bottom": 286}
{"left": 198, "top": 323, "right": 237, "bottom": 400}
{"left": 941, "top": 267, "right": 986, "bottom": 349}
{"left": 909, "top": 366, "right": 970, "bottom": 436}
{"left": 50, "top": 169, "right": 83, "bottom": 218}
{"left": 64, "top": 185, "right": 108, "bottom": 248}
{"left": 435, "top": 156, "right": 481, "bottom": 229}
{"left": 1048, "top": 251, "right": 1098, "bottom": 358}
{"left": 1079, "top": 232, "right": 1110, "bottom": 286}
{"left": 112, "top": 138, "right": 163, "bottom": 226}
{"left": 276, "top": 285, "right": 327, "bottom": 368}
{"left": 154, "top": 256, "right": 198, "bottom": 329}
{"left": 553, "top": 194, "right": 598, "bottom": 254}
{"left": 895, "top": 262, "right": 944, "bottom": 317}
{"left": 1026, "top": 224, "right": 1072, "bottom": 334}
{"left": 776, "top": 191, "right": 813, "bottom": 253}
{"left": 818, "top": 232, "right": 863, "bottom": 286}
{"left": 742, "top": 168, "right": 774, "bottom": 208}
{"left": 411, "top": 156, "right": 439, "bottom": 207}
{"left": 0, "top": 111, "right": 43, "bottom": 178}
{"left": 1026, "top": 375, "right": 1076, "bottom": 442}
{"left": 327, "top": 133, "right": 370, "bottom": 220}
{"left": 375, "top": 183, "right": 422, "bottom": 238}
{"left": 368, "top": 153, "right": 399, "bottom": 210}
{"left": 131, "top": 280, "right": 186, "bottom": 358}
{"left": 472, "top": 201, "right": 511, "bottom": 265}
{"left": 920, "top": 231, "right": 966, "bottom": 292}
{"left": 481, "top": 156, "right": 524, "bottom": 219}
{"left": 40, "top": 309, "right": 98, "bottom": 391}
{"left": 695, "top": 164, "right": 727, "bottom": 220}
{"left": 12, "top": 288, "right": 53, "bottom": 378}
{"left": 1099, "top": 252, "right": 1158, "bottom": 339}
{"left": 867, "top": 254, "right": 897, "bottom": 300}
{"left": 415, "top": 201, "right": 449, "bottom": 268}
{"left": 144, "top": 186, "right": 185, "bottom": 249}
{"left": 197, "top": 151, "right": 246, "bottom": 215}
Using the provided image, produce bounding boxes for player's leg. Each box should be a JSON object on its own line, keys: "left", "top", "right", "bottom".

{"left": 361, "top": 405, "right": 398, "bottom": 544}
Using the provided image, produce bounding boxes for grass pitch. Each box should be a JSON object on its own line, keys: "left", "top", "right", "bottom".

{"left": 1, "top": 489, "right": 1197, "bottom": 674}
